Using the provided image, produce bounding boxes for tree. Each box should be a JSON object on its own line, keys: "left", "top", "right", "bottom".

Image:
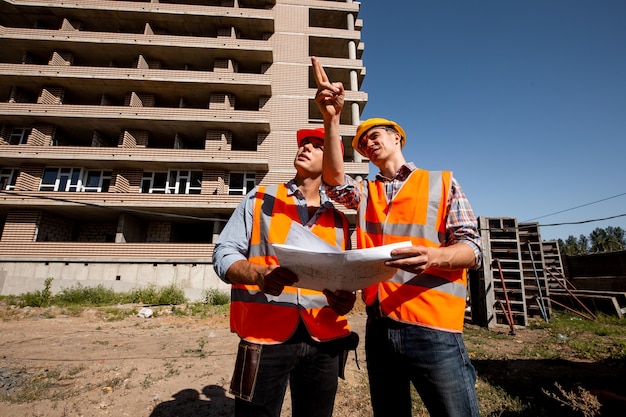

{"left": 558, "top": 226, "right": 626, "bottom": 256}
{"left": 589, "top": 228, "right": 608, "bottom": 253}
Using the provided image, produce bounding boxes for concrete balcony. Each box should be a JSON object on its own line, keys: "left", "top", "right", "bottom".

{"left": 0, "top": 145, "right": 270, "bottom": 171}
{"left": 0, "top": 102, "right": 271, "bottom": 144}
{"left": 0, "top": 241, "right": 215, "bottom": 261}
{"left": 0, "top": 26, "right": 273, "bottom": 68}
{"left": 0, "top": 63, "right": 272, "bottom": 99}
{"left": 0, "top": 0, "right": 275, "bottom": 40}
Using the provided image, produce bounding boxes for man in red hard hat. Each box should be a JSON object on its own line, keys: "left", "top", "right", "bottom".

{"left": 213, "top": 126, "right": 357, "bottom": 417}
{"left": 312, "top": 56, "right": 482, "bottom": 417}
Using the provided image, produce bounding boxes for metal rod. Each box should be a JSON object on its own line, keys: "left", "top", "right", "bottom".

{"left": 548, "top": 266, "right": 577, "bottom": 290}
{"left": 527, "top": 241, "right": 549, "bottom": 322}
{"left": 548, "top": 298, "right": 595, "bottom": 321}
{"left": 545, "top": 268, "right": 597, "bottom": 321}
{"left": 495, "top": 258, "right": 516, "bottom": 335}
{"left": 498, "top": 300, "right": 516, "bottom": 333}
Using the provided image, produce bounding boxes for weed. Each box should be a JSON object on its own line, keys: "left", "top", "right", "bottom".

{"left": 202, "top": 288, "right": 230, "bottom": 306}
{"left": 0, "top": 365, "right": 86, "bottom": 404}
{"left": 171, "top": 304, "right": 188, "bottom": 316}
{"left": 16, "top": 281, "right": 191, "bottom": 309}
{"left": 164, "top": 361, "right": 180, "bottom": 378}
{"left": 102, "top": 368, "right": 135, "bottom": 391}
{"left": 125, "top": 283, "right": 186, "bottom": 305}
{"left": 187, "top": 302, "right": 230, "bottom": 318}
{"left": 20, "top": 277, "right": 53, "bottom": 307}
{"left": 101, "top": 307, "right": 135, "bottom": 321}
{"left": 141, "top": 373, "right": 152, "bottom": 389}
{"left": 197, "top": 337, "right": 207, "bottom": 351}
{"left": 542, "top": 383, "right": 601, "bottom": 417}
{"left": 475, "top": 379, "right": 526, "bottom": 415}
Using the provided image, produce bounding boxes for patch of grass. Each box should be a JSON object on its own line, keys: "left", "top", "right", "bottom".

{"left": 20, "top": 277, "right": 53, "bottom": 307}
{"left": 202, "top": 288, "right": 230, "bottom": 306}
{"left": 476, "top": 379, "right": 526, "bottom": 416}
{"left": 100, "top": 307, "right": 136, "bottom": 321}
{"left": 0, "top": 364, "right": 87, "bottom": 404}
{"left": 545, "top": 313, "right": 626, "bottom": 361}
{"left": 54, "top": 283, "right": 120, "bottom": 306}
{"left": 15, "top": 279, "right": 193, "bottom": 310}
{"left": 464, "top": 326, "right": 514, "bottom": 359}
{"left": 124, "top": 283, "right": 187, "bottom": 305}
{"left": 186, "top": 302, "right": 230, "bottom": 319}
{"left": 101, "top": 368, "right": 136, "bottom": 391}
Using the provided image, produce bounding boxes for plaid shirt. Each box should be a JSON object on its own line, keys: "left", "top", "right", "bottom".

{"left": 325, "top": 162, "right": 482, "bottom": 267}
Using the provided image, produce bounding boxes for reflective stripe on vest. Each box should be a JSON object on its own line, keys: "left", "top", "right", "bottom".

{"left": 359, "top": 170, "right": 467, "bottom": 332}
{"left": 231, "top": 184, "right": 351, "bottom": 344}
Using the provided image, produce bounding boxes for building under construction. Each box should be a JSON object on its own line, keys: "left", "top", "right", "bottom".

{"left": 2, "top": 1, "right": 622, "bottom": 324}
{"left": 0, "top": 0, "right": 369, "bottom": 299}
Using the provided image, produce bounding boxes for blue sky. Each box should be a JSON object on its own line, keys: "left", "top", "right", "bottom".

{"left": 357, "top": 0, "right": 626, "bottom": 241}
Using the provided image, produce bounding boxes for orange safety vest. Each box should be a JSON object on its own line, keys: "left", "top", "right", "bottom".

{"left": 230, "top": 184, "right": 351, "bottom": 344}
{"left": 359, "top": 169, "right": 468, "bottom": 332}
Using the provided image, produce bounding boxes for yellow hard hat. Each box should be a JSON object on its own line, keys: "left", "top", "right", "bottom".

{"left": 352, "top": 118, "right": 406, "bottom": 157}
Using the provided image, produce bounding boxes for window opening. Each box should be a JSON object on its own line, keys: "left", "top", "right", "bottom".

{"left": 228, "top": 172, "right": 256, "bottom": 195}
{"left": 142, "top": 170, "right": 202, "bottom": 194}
{"left": 9, "top": 128, "right": 31, "bottom": 145}
{"left": 0, "top": 168, "right": 19, "bottom": 190}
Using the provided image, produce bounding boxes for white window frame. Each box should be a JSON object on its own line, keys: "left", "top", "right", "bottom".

{"left": 40, "top": 167, "right": 82, "bottom": 192}
{"left": 141, "top": 172, "right": 168, "bottom": 194}
{"left": 166, "top": 170, "right": 202, "bottom": 194}
{"left": 82, "top": 170, "right": 112, "bottom": 192}
{"left": 1, "top": 168, "right": 19, "bottom": 190}
{"left": 9, "top": 128, "right": 30, "bottom": 145}
{"left": 141, "top": 170, "right": 202, "bottom": 194}
{"left": 228, "top": 172, "right": 256, "bottom": 195}
{"left": 39, "top": 168, "right": 111, "bottom": 192}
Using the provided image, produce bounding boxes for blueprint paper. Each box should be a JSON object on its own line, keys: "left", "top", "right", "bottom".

{"left": 272, "top": 240, "right": 412, "bottom": 292}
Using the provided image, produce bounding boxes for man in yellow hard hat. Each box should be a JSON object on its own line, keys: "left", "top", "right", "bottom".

{"left": 312, "top": 56, "right": 482, "bottom": 417}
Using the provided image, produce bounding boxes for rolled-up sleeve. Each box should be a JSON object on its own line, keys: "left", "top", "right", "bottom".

{"left": 446, "top": 178, "right": 482, "bottom": 269}
{"left": 212, "top": 189, "right": 256, "bottom": 282}
{"left": 323, "top": 175, "right": 360, "bottom": 210}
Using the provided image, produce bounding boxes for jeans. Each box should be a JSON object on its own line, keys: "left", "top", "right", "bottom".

{"left": 235, "top": 324, "right": 340, "bottom": 417}
{"left": 365, "top": 314, "right": 480, "bottom": 417}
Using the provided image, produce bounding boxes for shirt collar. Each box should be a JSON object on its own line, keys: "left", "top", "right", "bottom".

{"left": 286, "top": 179, "right": 332, "bottom": 206}
{"left": 375, "top": 162, "right": 418, "bottom": 182}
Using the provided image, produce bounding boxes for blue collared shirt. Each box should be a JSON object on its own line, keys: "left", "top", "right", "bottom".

{"left": 212, "top": 180, "right": 340, "bottom": 282}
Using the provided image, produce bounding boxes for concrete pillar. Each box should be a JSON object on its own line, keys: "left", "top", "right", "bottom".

{"left": 348, "top": 41, "right": 356, "bottom": 60}
{"left": 347, "top": 13, "right": 355, "bottom": 31}
{"left": 350, "top": 70, "right": 358, "bottom": 91}
{"left": 351, "top": 102, "right": 362, "bottom": 162}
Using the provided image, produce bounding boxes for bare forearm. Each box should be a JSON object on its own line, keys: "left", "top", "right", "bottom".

{"left": 427, "top": 242, "right": 477, "bottom": 270}
{"left": 225, "top": 259, "right": 267, "bottom": 286}
{"left": 323, "top": 114, "right": 345, "bottom": 186}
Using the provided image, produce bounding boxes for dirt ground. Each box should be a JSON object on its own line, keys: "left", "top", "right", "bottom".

{"left": 1, "top": 302, "right": 625, "bottom": 417}
{"left": 0, "top": 304, "right": 370, "bottom": 417}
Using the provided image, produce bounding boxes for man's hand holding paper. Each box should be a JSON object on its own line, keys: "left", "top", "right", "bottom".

{"left": 272, "top": 239, "right": 412, "bottom": 292}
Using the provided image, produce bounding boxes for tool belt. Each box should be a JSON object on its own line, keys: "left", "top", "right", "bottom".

{"left": 230, "top": 331, "right": 360, "bottom": 401}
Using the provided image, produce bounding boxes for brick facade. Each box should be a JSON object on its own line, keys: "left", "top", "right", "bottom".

{"left": 0, "top": 0, "right": 368, "bottom": 297}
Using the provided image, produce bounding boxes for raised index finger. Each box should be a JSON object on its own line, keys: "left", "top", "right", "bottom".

{"left": 311, "top": 56, "right": 329, "bottom": 88}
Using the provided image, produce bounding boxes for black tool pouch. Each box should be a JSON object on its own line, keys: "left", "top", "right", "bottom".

{"left": 336, "top": 331, "right": 360, "bottom": 379}
{"left": 230, "top": 340, "right": 263, "bottom": 402}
